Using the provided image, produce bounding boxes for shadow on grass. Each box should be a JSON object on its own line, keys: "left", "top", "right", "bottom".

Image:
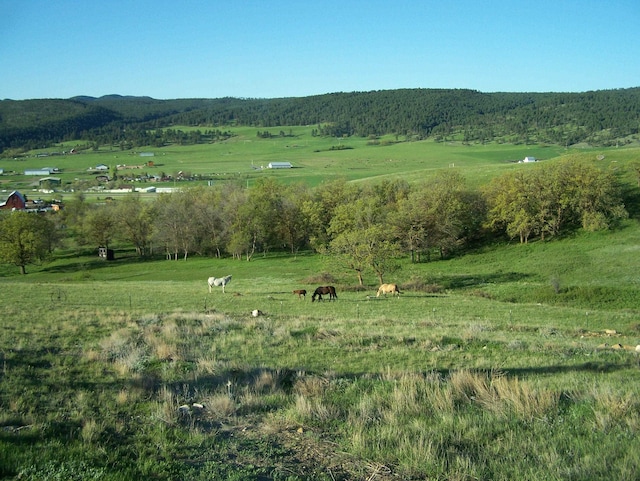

{"left": 39, "top": 252, "right": 158, "bottom": 275}
{"left": 157, "top": 362, "right": 634, "bottom": 400}
{"left": 427, "top": 271, "right": 531, "bottom": 290}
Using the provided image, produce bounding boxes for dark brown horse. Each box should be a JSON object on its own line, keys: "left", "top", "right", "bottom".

{"left": 311, "top": 286, "right": 337, "bottom": 302}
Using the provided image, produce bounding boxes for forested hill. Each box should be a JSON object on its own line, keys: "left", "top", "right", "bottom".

{"left": 1, "top": 88, "right": 639, "bottom": 153}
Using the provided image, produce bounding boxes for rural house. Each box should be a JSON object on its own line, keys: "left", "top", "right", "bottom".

{"left": 0, "top": 191, "right": 27, "bottom": 210}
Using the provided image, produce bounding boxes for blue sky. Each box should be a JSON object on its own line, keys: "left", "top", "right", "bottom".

{"left": 2, "top": 0, "right": 639, "bottom": 100}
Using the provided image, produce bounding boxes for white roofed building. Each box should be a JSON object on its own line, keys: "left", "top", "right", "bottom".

{"left": 267, "top": 162, "right": 293, "bottom": 169}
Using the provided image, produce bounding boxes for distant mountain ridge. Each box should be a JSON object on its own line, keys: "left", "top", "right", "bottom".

{"left": 1, "top": 87, "right": 639, "bottom": 153}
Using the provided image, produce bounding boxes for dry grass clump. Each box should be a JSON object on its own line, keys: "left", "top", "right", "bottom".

{"left": 345, "top": 370, "right": 567, "bottom": 478}
{"left": 164, "top": 311, "right": 229, "bottom": 335}
{"left": 462, "top": 322, "right": 490, "bottom": 342}
{"left": 80, "top": 418, "right": 103, "bottom": 445}
{"left": 202, "top": 393, "right": 237, "bottom": 418}
{"left": 294, "top": 375, "right": 329, "bottom": 397}
{"left": 254, "top": 369, "right": 284, "bottom": 394}
{"left": 99, "top": 328, "right": 136, "bottom": 360}
{"left": 151, "top": 339, "right": 180, "bottom": 361}
{"left": 294, "top": 394, "right": 339, "bottom": 422}
{"left": 288, "top": 373, "right": 342, "bottom": 423}
{"left": 113, "top": 345, "right": 148, "bottom": 375}
{"left": 449, "top": 370, "right": 559, "bottom": 420}
{"left": 143, "top": 325, "right": 181, "bottom": 361}
{"left": 590, "top": 387, "right": 640, "bottom": 432}
{"left": 115, "top": 388, "right": 135, "bottom": 405}
{"left": 96, "top": 326, "right": 147, "bottom": 375}
{"left": 82, "top": 348, "right": 101, "bottom": 362}
{"left": 196, "top": 354, "right": 220, "bottom": 375}
{"left": 97, "top": 311, "right": 243, "bottom": 375}
{"left": 153, "top": 392, "right": 180, "bottom": 426}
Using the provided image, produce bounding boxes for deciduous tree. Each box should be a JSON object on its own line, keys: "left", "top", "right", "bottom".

{"left": 0, "top": 211, "right": 53, "bottom": 274}
{"left": 113, "top": 194, "right": 154, "bottom": 256}
{"left": 84, "top": 205, "right": 116, "bottom": 250}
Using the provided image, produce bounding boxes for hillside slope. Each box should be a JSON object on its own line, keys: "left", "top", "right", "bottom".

{"left": 1, "top": 87, "right": 639, "bottom": 153}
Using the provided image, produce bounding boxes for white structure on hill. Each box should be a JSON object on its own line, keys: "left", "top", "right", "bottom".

{"left": 267, "top": 162, "right": 293, "bottom": 169}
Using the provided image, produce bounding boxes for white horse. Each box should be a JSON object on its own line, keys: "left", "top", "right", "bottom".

{"left": 208, "top": 275, "right": 232, "bottom": 293}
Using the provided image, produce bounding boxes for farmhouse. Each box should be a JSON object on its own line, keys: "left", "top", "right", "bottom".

{"left": 268, "top": 162, "right": 293, "bottom": 169}
{"left": 0, "top": 191, "right": 27, "bottom": 210}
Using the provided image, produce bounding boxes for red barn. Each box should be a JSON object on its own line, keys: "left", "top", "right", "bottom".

{"left": 0, "top": 191, "right": 27, "bottom": 210}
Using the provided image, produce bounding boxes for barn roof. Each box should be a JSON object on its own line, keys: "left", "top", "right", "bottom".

{"left": 0, "top": 190, "right": 26, "bottom": 208}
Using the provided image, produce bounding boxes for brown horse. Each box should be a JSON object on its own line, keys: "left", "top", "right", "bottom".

{"left": 377, "top": 283, "right": 401, "bottom": 297}
{"left": 312, "top": 286, "right": 337, "bottom": 302}
{"left": 293, "top": 289, "right": 307, "bottom": 299}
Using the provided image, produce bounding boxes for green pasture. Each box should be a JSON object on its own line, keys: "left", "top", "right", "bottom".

{"left": 2, "top": 220, "right": 640, "bottom": 479}
{"left": 1, "top": 125, "right": 604, "bottom": 196}
{"left": 2, "top": 133, "right": 640, "bottom": 479}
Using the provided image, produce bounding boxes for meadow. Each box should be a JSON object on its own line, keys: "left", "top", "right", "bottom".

{"left": 1, "top": 125, "right": 571, "bottom": 194}
{"left": 1, "top": 132, "right": 640, "bottom": 480}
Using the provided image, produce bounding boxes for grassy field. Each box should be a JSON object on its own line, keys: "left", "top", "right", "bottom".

{"left": 2, "top": 223, "right": 640, "bottom": 479}
{"left": 1, "top": 135, "right": 640, "bottom": 479}
{"left": 1, "top": 126, "right": 576, "bottom": 194}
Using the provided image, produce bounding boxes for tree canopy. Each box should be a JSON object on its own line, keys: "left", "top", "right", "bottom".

{"left": 3, "top": 157, "right": 628, "bottom": 284}
{"left": 0, "top": 211, "right": 55, "bottom": 274}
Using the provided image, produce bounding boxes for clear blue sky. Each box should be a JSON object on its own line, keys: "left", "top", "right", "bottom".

{"left": 2, "top": 0, "right": 639, "bottom": 100}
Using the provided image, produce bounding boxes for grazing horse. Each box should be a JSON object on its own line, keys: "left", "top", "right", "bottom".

{"left": 311, "top": 286, "right": 337, "bottom": 302}
{"left": 208, "top": 275, "right": 232, "bottom": 293}
{"left": 377, "top": 283, "right": 401, "bottom": 297}
{"left": 293, "top": 289, "right": 307, "bottom": 299}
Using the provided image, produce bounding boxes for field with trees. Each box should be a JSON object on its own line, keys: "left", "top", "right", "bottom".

{"left": 1, "top": 90, "right": 640, "bottom": 479}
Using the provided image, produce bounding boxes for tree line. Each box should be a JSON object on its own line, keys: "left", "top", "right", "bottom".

{"left": 2, "top": 88, "right": 640, "bottom": 155}
{"left": 1, "top": 159, "right": 629, "bottom": 281}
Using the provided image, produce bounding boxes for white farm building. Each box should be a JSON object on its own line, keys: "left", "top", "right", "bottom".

{"left": 267, "top": 162, "right": 293, "bottom": 169}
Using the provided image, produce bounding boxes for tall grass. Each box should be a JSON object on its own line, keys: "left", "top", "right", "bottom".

{"left": 1, "top": 293, "right": 639, "bottom": 478}
{"left": 1, "top": 203, "right": 640, "bottom": 478}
